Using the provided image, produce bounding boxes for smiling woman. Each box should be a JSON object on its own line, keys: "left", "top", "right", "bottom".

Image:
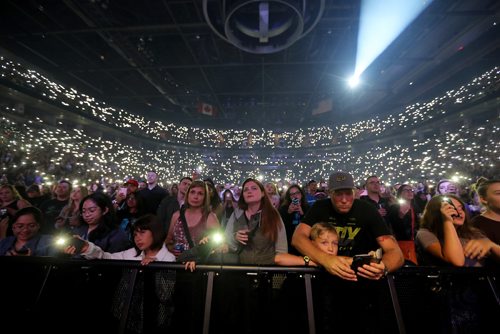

{"left": 0, "top": 207, "right": 55, "bottom": 256}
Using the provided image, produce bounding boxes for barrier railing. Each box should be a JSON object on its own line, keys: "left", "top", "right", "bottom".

{"left": 1, "top": 256, "right": 498, "bottom": 334}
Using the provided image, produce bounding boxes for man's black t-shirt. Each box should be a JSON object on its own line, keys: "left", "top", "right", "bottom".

{"left": 302, "top": 198, "right": 390, "bottom": 256}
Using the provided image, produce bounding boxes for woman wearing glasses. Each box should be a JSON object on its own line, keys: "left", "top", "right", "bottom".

{"left": 72, "top": 192, "right": 130, "bottom": 253}
{"left": 278, "top": 184, "right": 310, "bottom": 254}
{"left": 0, "top": 184, "right": 32, "bottom": 238}
{"left": 0, "top": 207, "right": 54, "bottom": 256}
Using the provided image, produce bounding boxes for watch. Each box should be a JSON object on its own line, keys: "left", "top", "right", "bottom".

{"left": 303, "top": 256, "right": 310, "bottom": 266}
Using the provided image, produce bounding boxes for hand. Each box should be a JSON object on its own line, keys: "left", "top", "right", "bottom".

{"left": 198, "top": 236, "right": 209, "bottom": 245}
{"left": 287, "top": 203, "right": 303, "bottom": 215}
{"left": 354, "top": 260, "right": 386, "bottom": 280}
{"left": 63, "top": 235, "right": 89, "bottom": 254}
{"left": 141, "top": 256, "right": 156, "bottom": 266}
{"left": 7, "top": 248, "right": 32, "bottom": 256}
{"left": 440, "top": 202, "right": 457, "bottom": 222}
{"left": 235, "top": 229, "right": 250, "bottom": 245}
{"left": 184, "top": 261, "right": 196, "bottom": 272}
{"left": 323, "top": 255, "right": 358, "bottom": 281}
{"left": 464, "top": 238, "right": 493, "bottom": 260}
{"left": 63, "top": 245, "right": 78, "bottom": 255}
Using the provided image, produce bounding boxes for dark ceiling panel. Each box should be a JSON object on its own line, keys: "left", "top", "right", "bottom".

{"left": 0, "top": 0, "right": 498, "bottom": 128}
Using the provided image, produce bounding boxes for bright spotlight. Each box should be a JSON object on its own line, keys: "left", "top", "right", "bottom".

{"left": 353, "top": 0, "right": 432, "bottom": 78}
{"left": 348, "top": 75, "right": 360, "bottom": 88}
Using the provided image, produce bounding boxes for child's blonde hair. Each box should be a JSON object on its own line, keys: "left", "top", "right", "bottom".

{"left": 310, "top": 222, "right": 338, "bottom": 240}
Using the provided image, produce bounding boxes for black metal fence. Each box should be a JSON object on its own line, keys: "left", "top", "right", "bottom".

{"left": 1, "top": 257, "right": 498, "bottom": 334}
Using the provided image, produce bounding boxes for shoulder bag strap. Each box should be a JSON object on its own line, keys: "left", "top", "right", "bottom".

{"left": 179, "top": 207, "right": 195, "bottom": 248}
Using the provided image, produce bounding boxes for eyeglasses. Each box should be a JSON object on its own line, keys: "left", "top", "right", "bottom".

{"left": 289, "top": 191, "right": 301, "bottom": 196}
{"left": 12, "top": 223, "right": 38, "bottom": 231}
{"left": 82, "top": 206, "right": 99, "bottom": 214}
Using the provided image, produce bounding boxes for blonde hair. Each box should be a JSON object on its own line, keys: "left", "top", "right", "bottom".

{"left": 310, "top": 222, "right": 338, "bottom": 240}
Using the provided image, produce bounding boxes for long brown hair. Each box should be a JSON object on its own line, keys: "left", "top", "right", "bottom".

{"left": 238, "top": 178, "right": 282, "bottom": 242}
{"left": 420, "top": 194, "right": 483, "bottom": 241}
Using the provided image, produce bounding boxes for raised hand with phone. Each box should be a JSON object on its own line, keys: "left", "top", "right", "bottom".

{"left": 416, "top": 194, "right": 498, "bottom": 267}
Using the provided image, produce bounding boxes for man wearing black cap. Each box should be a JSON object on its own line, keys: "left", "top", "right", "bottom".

{"left": 292, "top": 171, "right": 403, "bottom": 280}
{"left": 292, "top": 171, "right": 404, "bottom": 332}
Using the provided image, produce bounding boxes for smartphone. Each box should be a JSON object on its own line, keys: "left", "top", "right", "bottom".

{"left": 442, "top": 196, "right": 459, "bottom": 218}
{"left": 55, "top": 235, "right": 86, "bottom": 253}
{"left": 292, "top": 198, "right": 299, "bottom": 205}
{"left": 351, "top": 254, "right": 379, "bottom": 271}
{"left": 69, "top": 237, "right": 86, "bottom": 253}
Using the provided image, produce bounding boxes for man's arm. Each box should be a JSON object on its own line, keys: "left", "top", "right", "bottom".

{"left": 377, "top": 234, "right": 405, "bottom": 272}
{"left": 292, "top": 223, "right": 357, "bottom": 281}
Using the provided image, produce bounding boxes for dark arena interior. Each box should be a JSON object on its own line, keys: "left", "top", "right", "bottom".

{"left": 0, "top": 1, "right": 499, "bottom": 333}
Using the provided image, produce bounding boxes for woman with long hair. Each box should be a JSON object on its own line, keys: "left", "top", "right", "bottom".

{"left": 416, "top": 194, "right": 498, "bottom": 266}
{"left": 278, "top": 184, "right": 309, "bottom": 254}
{"left": 226, "top": 178, "right": 311, "bottom": 265}
{"left": 55, "top": 185, "right": 88, "bottom": 231}
{"left": 166, "top": 180, "right": 220, "bottom": 258}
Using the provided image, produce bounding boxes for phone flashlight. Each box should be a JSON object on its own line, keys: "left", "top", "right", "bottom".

{"left": 211, "top": 231, "right": 224, "bottom": 245}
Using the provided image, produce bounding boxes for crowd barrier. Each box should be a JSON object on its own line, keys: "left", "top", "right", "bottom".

{"left": 1, "top": 256, "right": 498, "bottom": 334}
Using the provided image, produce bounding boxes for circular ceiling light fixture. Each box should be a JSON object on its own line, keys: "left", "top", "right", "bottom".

{"left": 203, "top": 0, "right": 325, "bottom": 54}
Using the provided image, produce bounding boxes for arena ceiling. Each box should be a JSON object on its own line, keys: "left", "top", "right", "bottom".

{"left": 0, "top": 0, "right": 499, "bottom": 129}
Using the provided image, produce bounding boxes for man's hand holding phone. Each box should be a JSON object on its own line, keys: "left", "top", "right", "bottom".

{"left": 350, "top": 249, "right": 385, "bottom": 280}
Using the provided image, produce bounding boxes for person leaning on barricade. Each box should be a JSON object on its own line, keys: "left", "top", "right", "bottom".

{"left": 291, "top": 171, "right": 404, "bottom": 333}
{"left": 292, "top": 171, "right": 404, "bottom": 281}
{"left": 62, "top": 214, "right": 176, "bottom": 333}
